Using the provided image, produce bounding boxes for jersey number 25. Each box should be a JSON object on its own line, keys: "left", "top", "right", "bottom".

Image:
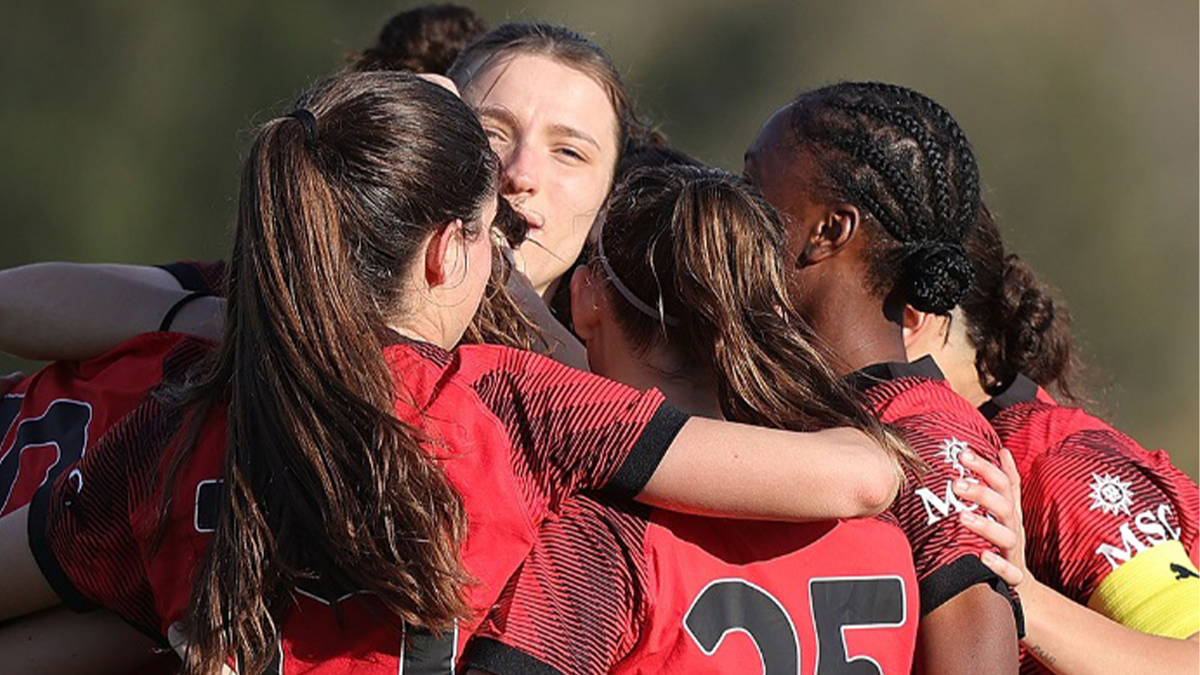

{"left": 684, "top": 576, "right": 908, "bottom": 675}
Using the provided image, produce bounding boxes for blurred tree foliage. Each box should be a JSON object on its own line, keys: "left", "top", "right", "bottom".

{"left": 0, "top": 0, "right": 1195, "bottom": 479}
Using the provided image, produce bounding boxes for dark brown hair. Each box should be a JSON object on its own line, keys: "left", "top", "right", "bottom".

{"left": 172, "top": 71, "right": 498, "bottom": 675}
{"left": 349, "top": 4, "right": 488, "bottom": 75}
{"left": 548, "top": 138, "right": 702, "bottom": 334}
{"left": 447, "top": 22, "right": 662, "bottom": 162}
{"left": 961, "top": 205, "right": 1081, "bottom": 400}
{"left": 594, "top": 165, "right": 918, "bottom": 471}
{"left": 788, "top": 82, "right": 981, "bottom": 315}
{"left": 460, "top": 198, "right": 546, "bottom": 350}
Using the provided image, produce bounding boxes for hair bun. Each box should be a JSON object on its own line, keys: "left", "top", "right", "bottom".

{"left": 903, "top": 241, "right": 974, "bottom": 314}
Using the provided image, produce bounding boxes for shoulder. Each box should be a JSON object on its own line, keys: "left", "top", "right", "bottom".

{"left": 872, "top": 378, "right": 1004, "bottom": 462}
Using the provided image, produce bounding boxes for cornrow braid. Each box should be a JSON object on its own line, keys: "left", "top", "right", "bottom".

{"left": 870, "top": 81, "right": 983, "bottom": 236}
{"left": 823, "top": 113, "right": 932, "bottom": 236}
{"left": 843, "top": 102, "right": 954, "bottom": 229}
{"left": 788, "top": 81, "right": 982, "bottom": 314}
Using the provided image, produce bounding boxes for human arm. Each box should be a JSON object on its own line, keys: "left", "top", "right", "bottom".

{"left": 641, "top": 420, "right": 899, "bottom": 520}
{"left": 915, "top": 583, "right": 1020, "bottom": 675}
{"left": 0, "top": 605, "right": 172, "bottom": 675}
{"left": 957, "top": 448, "right": 1199, "bottom": 675}
{"left": 0, "top": 262, "right": 222, "bottom": 360}
{"left": 476, "top": 348, "right": 901, "bottom": 526}
{"left": 0, "top": 505, "right": 58, "bottom": 620}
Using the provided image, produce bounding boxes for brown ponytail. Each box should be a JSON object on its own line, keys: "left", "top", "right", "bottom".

{"left": 961, "top": 206, "right": 1082, "bottom": 401}
{"left": 164, "top": 72, "right": 499, "bottom": 675}
{"left": 595, "top": 165, "right": 919, "bottom": 473}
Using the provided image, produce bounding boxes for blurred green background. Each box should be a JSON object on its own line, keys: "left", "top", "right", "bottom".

{"left": 1, "top": 1, "right": 1195, "bottom": 479}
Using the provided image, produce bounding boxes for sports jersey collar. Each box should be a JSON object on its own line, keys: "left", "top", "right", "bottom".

{"left": 978, "top": 373, "right": 1039, "bottom": 420}
{"left": 845, "top": 355, "right": 945, "bottom": 392}
{"left": 380, "top": 328, "right": 454, "bottom": 366}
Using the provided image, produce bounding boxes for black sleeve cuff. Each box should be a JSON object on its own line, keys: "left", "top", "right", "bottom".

{"left": 27, "top": 479, "right": 98, "bottom": 613}
{"left": 155, "top": 262, "right": 212, "bottom": 293}
{"left": 606, "top": 402, "right": 690, "bottom": 500}
{"left": 158, "top": 291, "right": 214, "bottom": 332}
{"left": 463, "top": 637, "right": 567, "bottom": 675}
{"left": 920, "top": 555, "right": 1025, "bottom": 636}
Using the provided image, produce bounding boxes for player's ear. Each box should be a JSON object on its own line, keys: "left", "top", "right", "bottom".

{"left": 801, "top": 204, "right": 861, "bottom": 265}
{"left": 424, "top": 219, "right": 465, "bottom": 288}
{"left": 570, "top": 265, "right": 602, "bottom": 342}
{"left": 902, "top": 304, "right": 949, "bottom": 361}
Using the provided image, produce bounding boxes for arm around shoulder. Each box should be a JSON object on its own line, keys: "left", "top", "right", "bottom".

{"left": 0, "top": 262, "right": 197, "bottom": 360}
{"left": 639, "top": 419, "right": 900, "bottom": 521}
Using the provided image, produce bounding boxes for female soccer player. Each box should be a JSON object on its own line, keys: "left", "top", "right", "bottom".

{"left": 904, "top": 208, "right": 1200, "bottom": 675}
{"left": 0, "top": 22, "right": 640, "bottom": 365}
{"left": 447, "top": 22, "right": 660, "bottom": 304}
{"left": 0, "top": 71, "right": 906, "bottom": 675}
{"left": 462, "top": 164, "right": 923, "bottom": 675}
{"left": 743, "top": 82, "right": 1023, "bottom": 674}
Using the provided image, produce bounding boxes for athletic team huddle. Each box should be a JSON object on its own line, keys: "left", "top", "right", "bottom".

{"left": 0, "top": 5, "right": 1195, "bottom": 675}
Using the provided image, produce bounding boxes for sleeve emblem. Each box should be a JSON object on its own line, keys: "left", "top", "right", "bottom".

{"left": 1088, "top": 473, "right": 1135, "bottom": 516}
{"left": 937, "top": 437, "right": 970, "bottom": 479}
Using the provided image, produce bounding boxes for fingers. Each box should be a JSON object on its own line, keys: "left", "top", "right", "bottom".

{"left": 959, "top": 509, "right": 1019, "bottom": 551}
{"left": 958, "top": 449, "right": 1011, "bottom": 499}
{"left": 999, "top": 447, "right": 1022, "bottom": 505}
{"left": 953, "top": 478, "right": 1014, "bottom": 524}
{"left": 980, "top": 549, "right": 1024, "bottom": 587}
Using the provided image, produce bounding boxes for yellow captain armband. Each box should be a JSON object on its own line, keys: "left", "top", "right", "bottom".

{"left": 1087, "top": 539, "right": 1199, "bottom": 638}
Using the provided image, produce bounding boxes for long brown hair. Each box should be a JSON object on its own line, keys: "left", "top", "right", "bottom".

{"left": 594, "top": 165, "right": 918, "bottom": 471}
{"left": 171, "top": 71, "right": 497, "bottom": 675}
{"left": 961, "top": 205, "right": 1082, "bottom": 400}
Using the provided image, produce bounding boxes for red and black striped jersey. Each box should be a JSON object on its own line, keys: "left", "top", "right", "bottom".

{"left": 0, "top": 332, "right": 207, "bottom": 517}
{"left": 155, "top": 259, "right": 226, "bottom": 296}
{"left": 29, "top": 336, "right": 689, "bottom": 674}
{"left": 982, "top": 374, "right": 1200, "bottom": 674}
{"left": 850, "top": 357, "right": 1018, "bottom": 619}
{"left": 465, "top": 497, "right": 919, "bottom": 675}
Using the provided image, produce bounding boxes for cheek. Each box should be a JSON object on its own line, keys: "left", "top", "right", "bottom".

{"left": 553, "top": 170, "right": 611, "bottom": 233}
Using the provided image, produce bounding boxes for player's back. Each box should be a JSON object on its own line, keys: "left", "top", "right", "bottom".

{"left": 1, "top": 332, "right": 207, "bottom": 516}
{"left": 981, "top": 374, "right": 1199, "bottom": 675}
{"left": 468, "top": 497, "right": 918, "bottom": 675}
{"left": 31, "top": 337, "right": 688, "bottom": 674}
{"left": 851, "top": 358, "right": 1014, "bottom": 618}
{"left": 983, "top": 374, "right": 1199, "bottom": 574}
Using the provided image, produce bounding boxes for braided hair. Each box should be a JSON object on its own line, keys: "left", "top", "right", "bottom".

{"left": 961, "top": 205, "right": 1082, "bottom": 400}
{"left": 788, "top": 82, "right": 981, "bottom": 314}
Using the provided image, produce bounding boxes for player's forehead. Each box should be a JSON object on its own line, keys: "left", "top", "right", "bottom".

{"left": 463, "top": 53, "right": 619, "bottom": 150}
{"left": 744, "top": 105, "right": 796, "bottom": 179}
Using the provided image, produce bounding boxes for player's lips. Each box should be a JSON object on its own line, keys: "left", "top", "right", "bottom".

{"left": 514, "top": 208, "right": 543, "bottom": 234}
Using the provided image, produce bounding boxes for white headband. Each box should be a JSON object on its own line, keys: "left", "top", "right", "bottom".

{"left": 595, "top": 221, "right": 680, "bottom": 327}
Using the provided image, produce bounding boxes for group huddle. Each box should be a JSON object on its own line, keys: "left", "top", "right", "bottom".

{"left": 0, "top": 5, "right": 1195, "bottom": 675}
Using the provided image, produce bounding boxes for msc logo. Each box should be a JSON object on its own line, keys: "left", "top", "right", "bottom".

{"left": 914, "top": 479, "right": 980, "bottom": 526}
{"left": 937, "top": 437, "right": 971, "bottom": 479}
{"left": 1094, "top": 503, "right": 1181, "bottom": 570}
{"left": 1088, "top": 473, "right": 1134, "bottom": 516}
{"left": 914, "top": 437, "right": 980, "bottom": 525}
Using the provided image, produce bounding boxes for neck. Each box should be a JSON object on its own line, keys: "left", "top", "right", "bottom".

{"left": 809, "top": 289, "right": 909, "bottom": 375}
{"left": 646, "top": 367, "right": 723, "bottom": 419}
{"left": 937, "top": 314, "right": 992, "bottom": 407}
{"left": 535, "top": 276, "right": 561, "bottom": 304}
{"left": 387, "top": 310, "right": 454, "bottom": 351}
{"left": 605, "top": 345, "right": 723, "bottom": 419}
